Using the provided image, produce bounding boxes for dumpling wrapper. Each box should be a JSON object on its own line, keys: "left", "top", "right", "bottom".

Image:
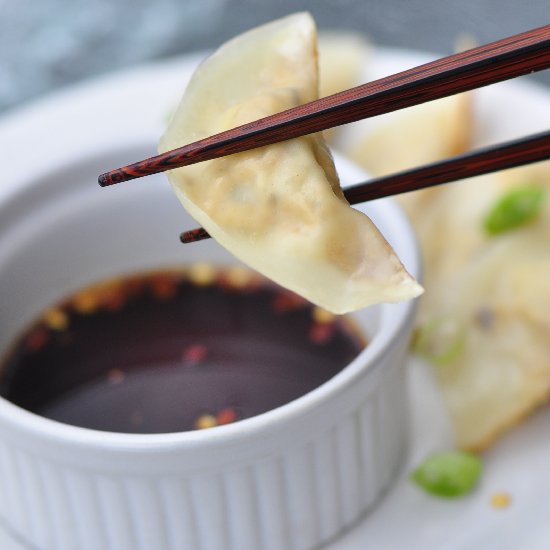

{"left": 159, "top": 12, "right": 422, "bottom": 314}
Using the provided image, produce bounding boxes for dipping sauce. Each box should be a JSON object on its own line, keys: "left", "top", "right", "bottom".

{"left": 0, "top": 266, "right": 365, "bottom": 433}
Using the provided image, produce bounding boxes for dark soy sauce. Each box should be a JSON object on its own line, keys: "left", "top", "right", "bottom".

{"left": 0, "top": 266, "right": 365, "bottom": 433}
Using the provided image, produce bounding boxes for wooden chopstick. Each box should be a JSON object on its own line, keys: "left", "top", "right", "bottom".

{"left": 98, "top": 23, "right": 550, "bottom": 187}
{"left": 180, "top": 130, "right": 550, "bottom": 243}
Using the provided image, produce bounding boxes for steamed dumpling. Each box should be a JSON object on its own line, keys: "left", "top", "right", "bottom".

{"left": 346, "top": 92, "right": 471, "bottom": 177}
{"left": 159, "top": 12, "right": 422, "bottom": 314}
{"left": 408, "top": 162, "right": 550, "bottom": 450}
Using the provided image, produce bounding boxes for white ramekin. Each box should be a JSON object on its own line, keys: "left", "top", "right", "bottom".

{"left": 0, "top": 147, "right": 420, "bottom": 550}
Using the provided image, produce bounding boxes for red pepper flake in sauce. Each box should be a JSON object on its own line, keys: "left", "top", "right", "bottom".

{"left": 130, "top": 411, "right": 144, "bottom": 426}
{"left": 217, "top": 407, "right": 238, "bottom": 425}
{"left": 271, "top": 291, "right": 308, "bottom": 314}
{"left": 309, "top": 322, "right": 336, "bottom": 345}
{"left": 107, "top": 368, "right": 125, "bottom": 385}
{"left": 182, "top": 344, "right": 208, "bottom": 364}
{"left": 150, "top": 275, "right": 178, "bottom": 300}
{"left": 102, "top": 291, "right": 126, "bottom": 312}
{"left": 25, "top": 327, "right": 50, "bottom": 352}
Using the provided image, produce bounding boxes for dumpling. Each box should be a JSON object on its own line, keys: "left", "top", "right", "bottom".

{"left": 345, "top": 92, "right": 471, "bottom": 177}
{"left": 409, "top": 162, "right": 550, "bottom": 450}
{"left": 318, "top": 31, "right": 369, "bottom": 100}
{"left": 317, "top": 31, "right": 370, "bottom": 144}
{"left": 159, "top": 12, "right": 422, "bottom": 314}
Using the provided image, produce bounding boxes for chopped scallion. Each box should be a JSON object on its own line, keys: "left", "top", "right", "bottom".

{"left": 412, "top": 316, "right": 465, "bottom": 366}
{"left": 411, "top": 451, "right": 482, "bottom": 498}
{"left": 483, "top": 185, "right": 545, "bottom": 235}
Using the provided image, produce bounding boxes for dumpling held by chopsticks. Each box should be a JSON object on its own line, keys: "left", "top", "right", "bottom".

{"left": 159, "top": 12, "right": 422, "bottom": 314}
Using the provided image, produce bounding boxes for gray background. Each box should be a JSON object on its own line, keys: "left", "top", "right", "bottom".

{"left": 0, "top": 0, "right": 549, "bottom": 114}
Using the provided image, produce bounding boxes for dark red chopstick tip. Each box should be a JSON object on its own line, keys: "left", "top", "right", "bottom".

{"left": 98, "top": 172, "right": 113, "bottom": 187}
{"left": 180, "top": 228, "right": 211, "bottom": 244}
{"left": 98, "top": 169, "right": 133, "bottom": 187}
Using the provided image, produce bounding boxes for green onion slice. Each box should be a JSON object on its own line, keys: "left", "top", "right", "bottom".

{"left": 483, "top": 184, "right": 545, "bottom": 235}
{"left": 411, "top": 451, "right": 482, "bottom": 498}
{"left": 412, "top": 316, "right": 466, "bottom": 366}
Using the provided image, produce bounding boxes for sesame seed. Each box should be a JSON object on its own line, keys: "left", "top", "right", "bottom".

{"left": 312, "top": 307, "right": 335, "bottom": 324}
{"left": 194, "top": 414, "right": 218, "bottom": 430}
{"left": 43, "top": 308, "right": 69, "bottom": 331}
{"left": 188, "top": 262, "right": 216, "bottom": 287}
{"left": 490, "top": 492, "right": 511, "bottom": 509}
{"left": 224, "top": 266, "right": 252, "bottom": 289}
{"left": 72, "top": 291, "right": 99, "bottom": 314}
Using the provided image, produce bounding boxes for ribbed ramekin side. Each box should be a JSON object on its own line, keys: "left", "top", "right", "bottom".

{"left": 0, "top": 337, "right": 410, "bottom": 550}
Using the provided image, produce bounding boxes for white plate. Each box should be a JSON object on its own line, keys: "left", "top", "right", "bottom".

{"left": 1, "top": 48, "right": 550, "bottom": 550}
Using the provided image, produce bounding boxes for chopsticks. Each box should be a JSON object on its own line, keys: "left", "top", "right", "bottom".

{"left": 180, "top": 130, "right": 550, "bottom": 243}
{"left": 98, "top": 23, "right": 550, "bottom": 187}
